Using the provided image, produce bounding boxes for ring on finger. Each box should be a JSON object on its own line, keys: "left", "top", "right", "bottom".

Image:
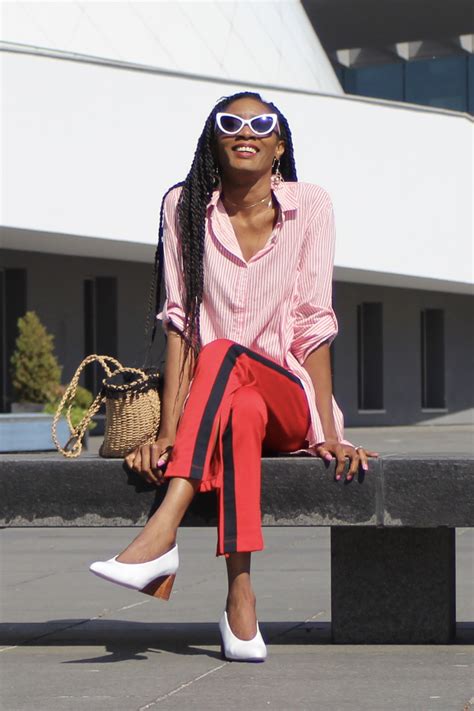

{"left": 159, "top": 445, "right": 173, "bottom": 457}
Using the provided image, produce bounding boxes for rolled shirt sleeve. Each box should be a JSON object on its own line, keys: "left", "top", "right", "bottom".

{"left": 290, "top": 199, "right": 338, "bottom": 365}
{"left": 156, "top": 189, "right": 187, "bottom": 335}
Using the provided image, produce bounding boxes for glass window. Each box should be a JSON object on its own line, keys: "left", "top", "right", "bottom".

{"left": 0, "top": 268, "right": 27, "bottom": 412}
{"left": 83, "top": 276, "right": 118, "bottom": 395}
{"left": 405, "top": 55, "right": 468, "bottom": 112}
{"left": 357, "top": 302, "right": 384, "bottom": 410}
{"left": 421, "top": 309, "right": 445, "bottom": 409}
{"left": 344, "top": 62, "right": 404, "bottom": 102}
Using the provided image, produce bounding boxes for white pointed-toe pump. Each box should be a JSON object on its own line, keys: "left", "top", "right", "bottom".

{"left": 89, "top": 544, "right": 179, "bottom": 600}
{"left": 219, "top": 611, "right": 267, "bottom": 662}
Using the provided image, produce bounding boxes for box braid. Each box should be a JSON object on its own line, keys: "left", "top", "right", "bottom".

{"left": 144, "top": 91, "right": 298, "bottom": 393}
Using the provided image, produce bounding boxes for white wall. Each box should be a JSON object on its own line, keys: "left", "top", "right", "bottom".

{"left": 1, "top": 50, "right": 473, "bottom": 292}
{"left": 0, "top": 0, "right": 342, "bottom": 94}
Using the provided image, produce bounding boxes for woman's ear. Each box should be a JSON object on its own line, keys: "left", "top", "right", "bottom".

{"left": 275, "top": 139, "right": 285, "bottom": 161}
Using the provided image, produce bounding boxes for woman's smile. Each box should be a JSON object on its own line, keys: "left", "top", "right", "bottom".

{"left": 232, "top": 142, "right": 259, "bottom": 158}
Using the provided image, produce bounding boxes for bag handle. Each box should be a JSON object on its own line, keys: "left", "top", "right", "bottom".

{"left": 51, "top": 354, "right": 123, "bottom": 458}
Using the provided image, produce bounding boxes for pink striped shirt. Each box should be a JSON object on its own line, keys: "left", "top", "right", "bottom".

{"left": 157, "top": 181, "right": 350, "bottom": 454}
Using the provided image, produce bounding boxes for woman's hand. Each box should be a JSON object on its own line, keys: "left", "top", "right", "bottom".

{"left": 124, "top": 436, "right": 174, "bottom": 486}
{"left": 315, "top": 439, "right": 379, "bottom": 481}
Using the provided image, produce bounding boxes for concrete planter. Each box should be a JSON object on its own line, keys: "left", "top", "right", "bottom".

{"left": 11, "top": 402, "right": 44, "bottom": 413}
{"left": 0, "top": 413, "right": 87, "bottom": 453}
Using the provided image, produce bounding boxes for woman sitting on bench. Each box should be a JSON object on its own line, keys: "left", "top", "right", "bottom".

{"left": 90, "top": 91, "right": 378, "bottom": 662}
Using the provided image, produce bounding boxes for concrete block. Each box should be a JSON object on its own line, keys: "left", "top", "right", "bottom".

{"left": 382, "top": 457, "right": 474, "bottom": 527}
{"left": 331, "top": 526, "right": 456, "bottom": 643}
{"left": 261, "top": 457, "right": 378, "bottom": 525}
{"left": 0, "top": 456, "right": 379, "bottom": 527}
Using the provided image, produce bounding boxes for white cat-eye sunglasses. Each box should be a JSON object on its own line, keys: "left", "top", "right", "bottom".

{"left": 215, "top": 112, "right": 280, "bottom": 136}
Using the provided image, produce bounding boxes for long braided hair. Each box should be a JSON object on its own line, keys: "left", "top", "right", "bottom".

{"left": 143, "top": 91, "right": 298, "bottom": 389}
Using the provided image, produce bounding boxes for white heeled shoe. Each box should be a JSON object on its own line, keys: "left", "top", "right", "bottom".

{"left": 219, "top": 611, "right": 267, "bottom": 662}
{"left": 89, "top": 544, "right": 179, "bottom": 600}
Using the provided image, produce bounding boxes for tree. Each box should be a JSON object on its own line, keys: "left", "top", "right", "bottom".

{"left": 10, "top": 311, "right": 62, "bottom": 404}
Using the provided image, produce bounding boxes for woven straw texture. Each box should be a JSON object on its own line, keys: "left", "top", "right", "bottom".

{"left": 51, "top": 354, "right": 161, "bottom": 458}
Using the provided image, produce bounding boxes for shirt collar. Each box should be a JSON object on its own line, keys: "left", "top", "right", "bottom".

{"left": 208, "top": 189, "right": 221, "bottom": 209}
{"left": 271, "top": 181, "right": 298, "bottom": 213}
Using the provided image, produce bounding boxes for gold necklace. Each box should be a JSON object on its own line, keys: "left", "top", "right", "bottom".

{"left": 223, "top": 192, "right": 273, "bottom": 210}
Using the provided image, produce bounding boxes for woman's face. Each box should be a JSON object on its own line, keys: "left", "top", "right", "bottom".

{"left": 214, "top": 97, "right": 285, "bottom": 181}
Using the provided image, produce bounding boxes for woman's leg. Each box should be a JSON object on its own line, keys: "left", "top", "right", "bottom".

{"left": 216, "top": 356, "right": 310, "bottom": 639}
{"left": 116, "top": 477, "right": 199, "bottom": 563}
{"left": 218, "top": 385, "right": 265, "bottom": 640}
{"left": 225, "top": 552, "right": 256, "bottom": 640}
{"left": 118, "top": 338, "right": 310, "bottom": 641}
{"left": 213, "top": 352, "right": 310, "bottom": 557}
{"left": 115, "top": 339, "right": 242, "bottom": 564}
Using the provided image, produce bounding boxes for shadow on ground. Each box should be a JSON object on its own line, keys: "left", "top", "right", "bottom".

{"left": 2, "top": 620, "right": 473, "bottom": 664}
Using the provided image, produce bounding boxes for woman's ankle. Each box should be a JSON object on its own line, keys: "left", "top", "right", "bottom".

{"left": 226, "top": 588, "right": 257, "bottom": 640}
{"left": 226, "top": 579, "right": 256, "bottom": 608}
{"left": 116, "top": 529, "right": 176, "bottom": 563}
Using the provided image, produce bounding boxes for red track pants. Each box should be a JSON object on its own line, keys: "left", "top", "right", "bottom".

{"left": 164, "top": 339, "right": 311, "bottom": 556}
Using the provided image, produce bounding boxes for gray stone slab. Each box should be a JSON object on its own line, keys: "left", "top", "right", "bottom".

{"left": 0, "top": 456, "right": 379, "bottom": 527}
{"left": 382, "top": 457, "right": 474, "bottom": 527}
{"left": 0, "top": 458, "right": 161, "bottom": 526}
{"left": 331, "top": 527, "right": 456, "bottom": 644}
{"left": 1, "top": 444, "right": 473, "bottom": 529}
{"left": 261, "top": 457, "right": 378, "bottom": 525}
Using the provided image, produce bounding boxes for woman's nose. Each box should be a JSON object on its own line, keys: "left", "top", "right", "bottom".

{"left": 236, "top": 130, "right": 257, "bottom": 140}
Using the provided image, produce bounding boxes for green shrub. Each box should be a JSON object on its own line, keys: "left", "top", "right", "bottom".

{"left": 43, "top": 384, "right": 97, "bottom": 432}
{"left": 10, "top": 311, "right": 62, "bottom": 404}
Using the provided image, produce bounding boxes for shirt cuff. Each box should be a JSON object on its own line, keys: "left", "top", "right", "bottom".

{"left": 157, "top": 301, "right": 186, "bottom": 335}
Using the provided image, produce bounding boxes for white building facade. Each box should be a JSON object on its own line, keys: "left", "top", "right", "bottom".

{"left": 1, "top": 1, "right": 473, "bottom": 425}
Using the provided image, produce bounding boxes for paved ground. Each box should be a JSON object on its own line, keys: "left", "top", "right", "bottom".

{"left": 81, "top": 423, "right": 472, "bottom": 458}
{"left": 1, "top": 527, "right": 473, "bottom": 711}
{"left": 344, "top": 424, "right": 474, "bottom": 457}
{"left": 2, "top": 423, "right": 473, "bottom": 460}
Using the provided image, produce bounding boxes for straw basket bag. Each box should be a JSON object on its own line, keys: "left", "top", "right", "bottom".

{"left": 51, "top": 354, "right": 161, "bottom": 458}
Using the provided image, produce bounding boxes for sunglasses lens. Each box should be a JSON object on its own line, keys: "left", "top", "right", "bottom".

{"left": 218, "top": 115, "right": 243, "bottom": 134}
{"left": 250, "top": 115, "right": 275, "bottom": 134}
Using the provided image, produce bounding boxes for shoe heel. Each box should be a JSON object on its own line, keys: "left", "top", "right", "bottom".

{"left": 141, "top": 574, "right": 176, "bottom": 600}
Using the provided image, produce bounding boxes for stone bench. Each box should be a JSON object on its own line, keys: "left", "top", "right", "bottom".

{"left": 1, "top": 454, "right": 473, "bottom": 644}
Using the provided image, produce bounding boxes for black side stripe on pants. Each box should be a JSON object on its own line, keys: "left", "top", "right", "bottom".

{"left": 189, "top": 343, "right": 303, "bottom": 479}
{"left": 222, "top": 410, "right": 237, "bottom": 552}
